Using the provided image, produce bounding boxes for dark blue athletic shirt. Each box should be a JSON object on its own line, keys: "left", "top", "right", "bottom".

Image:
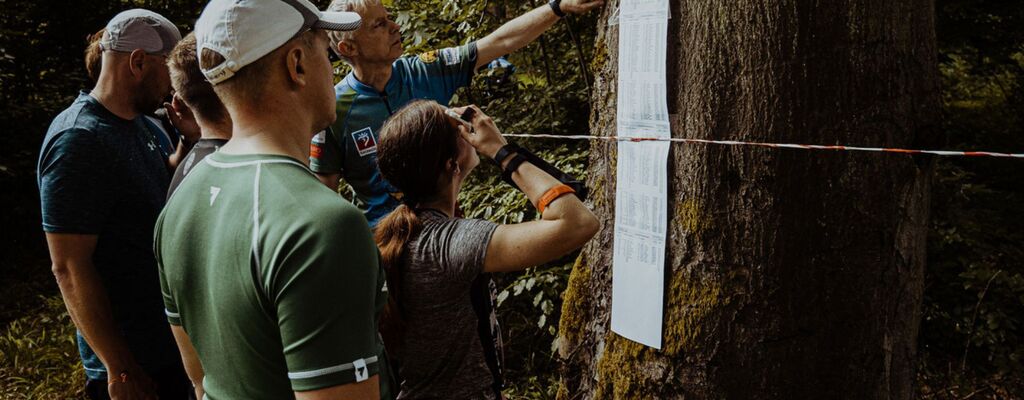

{"left": 37, "top": 92, "right": 181, "bottom": 380}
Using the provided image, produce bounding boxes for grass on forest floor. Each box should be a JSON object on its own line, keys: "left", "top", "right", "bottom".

{"left": 0, "top": 295, "right": 84, "bottom": 399}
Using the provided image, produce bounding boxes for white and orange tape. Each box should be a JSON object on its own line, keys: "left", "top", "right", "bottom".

{"left": 500, "top": 133, "right": 1024, "bottom": 159}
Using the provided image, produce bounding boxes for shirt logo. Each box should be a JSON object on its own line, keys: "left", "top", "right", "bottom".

{"left": 209, "top": 186, "right": 221, "bottom": 206}
{"left": 351, "top": 127, "right": 377, "bottom": 157}
{"left": 418, "top": 50, "right": 438, "bottom": 64}
{"left": 440, "top": 47, "right": 462, "bottom": 66}
{"left": 353, "top": 358, "right": 368, "bottom": 382}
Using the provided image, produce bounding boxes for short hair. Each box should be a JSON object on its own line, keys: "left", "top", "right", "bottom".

{"left": 85, "top": 28, "right": 106, "bottom": 83}
{"left": 168, "top": 33, "right": 228, "bottom": 124}
{"left": 326, "top": 0, "right": 381, "bottom": 64}
{"left": 200, "top": 30, "right": 318, "bottom": 106}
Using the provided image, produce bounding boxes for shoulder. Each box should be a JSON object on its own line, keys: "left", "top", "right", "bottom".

{"left": 260, "top": 164, "right": 366, "bottom": 229}
{"left": 417, "top": 212, "right": 497, "bottom": 245}
{"left": 40, "top": 126, "right": 103, "bottom": 161}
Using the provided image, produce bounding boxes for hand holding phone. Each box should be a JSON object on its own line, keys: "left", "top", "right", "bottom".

{"left": 447, "top": 105, "right": 507, "bottom": 159}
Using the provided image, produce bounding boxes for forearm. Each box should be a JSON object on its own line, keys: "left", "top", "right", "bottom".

{"left": 504, "top": 155, "right": 592, "bottom": 224}
{"left": 170, "top": 325, "right": 205, "bottom": 398}
{"left": 476, "top": 5, "right": 559, "bottom": 68}
{"left": 53, "top": 260, "right": 136, "bottom": 374}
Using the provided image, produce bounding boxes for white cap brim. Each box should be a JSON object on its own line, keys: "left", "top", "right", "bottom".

{"left": 314, "top": 11, "right": 361, "bottom": 31}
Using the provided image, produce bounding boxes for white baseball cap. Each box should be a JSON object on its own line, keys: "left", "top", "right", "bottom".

{"left": 195, "top": 0, "right": 361, "bottom": 85}
{"left": 101, "top": 9, "right": 182, "bottom": 57}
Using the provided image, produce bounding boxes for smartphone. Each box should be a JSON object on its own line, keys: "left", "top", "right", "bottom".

{"left": 444, "top": 107, "right": 475, "bottom": 131}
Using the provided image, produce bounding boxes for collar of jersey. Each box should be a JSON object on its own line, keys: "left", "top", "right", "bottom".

{"left": 206, "top": 151, "right": 311, "bottom": 172}
{"left": 341, "top": 64, "right": 401, "bottom": 97}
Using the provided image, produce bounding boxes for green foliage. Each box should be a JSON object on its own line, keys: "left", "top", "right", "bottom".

{"left": 0, "top": 296, "right": 84, "bottom": 399}
{"left": 2, "top": 0, "right": 1022, "bottom": 398}
{"left": 919, "top": 1, "right": 1024, "bottom": 396}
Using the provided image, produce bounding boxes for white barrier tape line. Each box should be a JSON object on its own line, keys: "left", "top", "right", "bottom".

{"left": 500, "top": 134, "right": 1024, "bottom": 159}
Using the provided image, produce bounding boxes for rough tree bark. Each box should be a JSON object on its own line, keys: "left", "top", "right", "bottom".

{"left": 557, "top": 0, "right": 939, "bottom": 398}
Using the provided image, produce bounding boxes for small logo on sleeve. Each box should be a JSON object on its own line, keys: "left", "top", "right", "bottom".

{"left": 440, "top": 47, "right": 462, "bottom": 66}
{"left": 351, "top": 127, "right": 378, "bottom": 157}
{"left": 310, "top": 130, "right": 326, "bottom": 159}
{"left": 418, "top": 50, "right": 438, "bottom": 64}
{"left": 353, "top": 358, "right": 368, "bottom": 382}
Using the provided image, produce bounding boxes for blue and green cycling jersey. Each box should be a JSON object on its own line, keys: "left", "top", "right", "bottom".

{"left": 311, "top": 42, "right": 478, "bottom": 226}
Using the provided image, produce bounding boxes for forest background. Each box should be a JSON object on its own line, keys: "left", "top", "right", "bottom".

{"left": 0, "top": 0, "right": 1020, "bottom": 398}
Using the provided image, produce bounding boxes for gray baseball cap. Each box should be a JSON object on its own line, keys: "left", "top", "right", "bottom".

{"left": 100, "top": 9, "right": 182, "bottom": 57}
{"left": 195, "top": 0, "right": 361, "bottom": 84}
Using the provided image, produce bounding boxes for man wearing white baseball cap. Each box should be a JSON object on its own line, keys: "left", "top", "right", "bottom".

{"left": 155, "top": 1, "right": 392, "bottom": 399}
{"left": 38, "top": 8, "right": 191, "bottom": 400}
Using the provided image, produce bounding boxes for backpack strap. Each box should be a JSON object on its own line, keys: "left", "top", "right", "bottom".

{"left": 470, "top": 274, "right": 504, "bottom": 399}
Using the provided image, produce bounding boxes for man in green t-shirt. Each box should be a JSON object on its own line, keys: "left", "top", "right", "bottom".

{"left": 154, "top": 0, "right": 391, "bottom": 399}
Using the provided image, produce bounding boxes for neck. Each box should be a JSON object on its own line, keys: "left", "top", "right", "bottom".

{"left": 196, "top": 118, "right": 232, "bottom": 141}
{"left": 352, "top": 61, "right": 393, "bottom": 92}
{"left": 416, "top": 177, "right": 460, "bottom": 218}
{"left": 219, "top": 97, "right": 314, "bottom": 163}
{"left": 90, "top": 76, "right": 140, "bottom": 120}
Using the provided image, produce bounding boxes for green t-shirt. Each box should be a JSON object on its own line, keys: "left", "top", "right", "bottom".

{"left": 155, "top": 152, "right": 391, "bottom": 399}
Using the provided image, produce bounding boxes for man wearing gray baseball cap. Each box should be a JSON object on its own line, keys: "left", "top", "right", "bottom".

{"left": 155, "top": 0, "right": 391, "bottom": 399}
{"left": 38, "top": 8, "right": 190, "bottom": 400}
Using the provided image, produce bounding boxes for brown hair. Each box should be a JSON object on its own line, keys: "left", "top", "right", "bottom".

{"left": 168, "top": 33, "right": 228, "bottom": 124}
{"left": 84, "top": 28, "right": 105, "bottom": 84}
{"left": 374, "top": 99, "right": 461, "bottom": 354}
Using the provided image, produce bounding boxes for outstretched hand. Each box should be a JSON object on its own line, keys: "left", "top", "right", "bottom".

{"left": 559, "top": 0, "right": 604, "bottom": 14}
{"left": 449, "top": 105, "right": 507, "bottom": 159}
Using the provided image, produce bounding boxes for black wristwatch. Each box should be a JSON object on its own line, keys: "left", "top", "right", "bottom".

{"left": 548, "top": 0, "right": 566, "bottom": 18}
{"left": 493, "top": 143, "right": 522, "bottom": 167}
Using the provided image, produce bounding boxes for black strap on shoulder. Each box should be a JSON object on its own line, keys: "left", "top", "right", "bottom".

{"left": 470, "top": 275, "right": 504, "bottom": 399}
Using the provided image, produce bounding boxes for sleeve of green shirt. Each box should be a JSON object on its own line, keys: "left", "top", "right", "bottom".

{"left": 154, "top": 213, "right": 182, "bottom": 326}
{"left": 266, "top": 201, "right": 382, "bottom": 391}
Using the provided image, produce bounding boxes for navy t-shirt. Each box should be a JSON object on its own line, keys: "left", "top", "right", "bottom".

{"left": 37, "top": 92, "right": 181, "bottom": 380}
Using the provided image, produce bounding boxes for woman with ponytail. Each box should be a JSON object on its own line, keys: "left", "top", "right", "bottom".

{"left": 375, "top": 100, "right": 600, "bottom": 399}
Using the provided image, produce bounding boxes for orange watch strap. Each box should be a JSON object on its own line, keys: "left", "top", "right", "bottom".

{"left": 537, "top": 184, "right": 576, "bottom": 214}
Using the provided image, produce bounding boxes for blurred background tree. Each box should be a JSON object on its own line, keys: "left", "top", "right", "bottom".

{"left": 0, "top": 0, "right": 1020, "bottom": 398}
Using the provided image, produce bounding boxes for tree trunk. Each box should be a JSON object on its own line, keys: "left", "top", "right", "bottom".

{"left": 557, "top": 1, "right": 939, "bottom": 398}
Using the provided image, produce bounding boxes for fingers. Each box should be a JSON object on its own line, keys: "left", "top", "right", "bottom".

{"left": 456, "top": 123, "right": 473, "bottom": 140}
{"left": 163, "top": 102, "right": 180, "bottom": 124}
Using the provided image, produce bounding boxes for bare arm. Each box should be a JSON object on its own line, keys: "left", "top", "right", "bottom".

{"left": 450, "top": 106, "right": 600, "bottom": 273}
{"left": 475, "top": 0, "right": 604, "bottom": 69}
{"left": 294, "top": 376, "right": 380, "bottom": 400}
{"left": 170, "top": 325, "right": 205, "bottom": 399}
{"left": 46, "top": 233, "right": 157, "bottom": 399}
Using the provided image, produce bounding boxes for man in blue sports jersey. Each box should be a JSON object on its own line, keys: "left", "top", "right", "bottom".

{"left": 311, "top": 0, "right": 603, "bottom": 226}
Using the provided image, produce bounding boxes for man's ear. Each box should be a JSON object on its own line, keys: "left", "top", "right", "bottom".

{"left": 285, "top": 45, "right": 308, "bottom": 88}
{"left": 128, "top": 49, "right": 147, "bottom": 79}
{"left": 337, "top": 40, "right": 357, "bottom": 60}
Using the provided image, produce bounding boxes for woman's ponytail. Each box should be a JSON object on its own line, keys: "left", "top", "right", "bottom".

{"left": 374, "top": 203, "right": 422, "bottom": 360}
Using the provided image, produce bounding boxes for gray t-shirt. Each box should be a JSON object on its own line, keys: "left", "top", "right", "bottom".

{"left": 397, "top": 209, "right": 500, "bottom": 400}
